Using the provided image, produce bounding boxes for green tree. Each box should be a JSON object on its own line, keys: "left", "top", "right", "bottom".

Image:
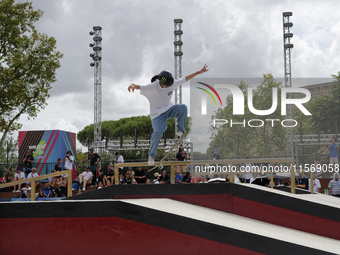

{"left": 209, "top": 74, "right": 286, "bottom": 158}
{"left": 0, "top": 0, "right": 63, "bottom": 148}
{"left": 77, "top": 115, "right": 191, "bottom": 147}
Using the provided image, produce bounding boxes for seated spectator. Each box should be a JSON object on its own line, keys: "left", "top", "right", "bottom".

{"left": 328, "top": 173, "right": 340, "bottom": 197}
{"left": 296, "top": 170, "right": 309, "bottom": 190}
{"left": 119, "top": 173, "right": 124, "bottom": 184}
{"left": 134, "top": 167, "right": 146, "bottom": 184}
{"left": 172, "top": 168, "right": 182, "bottom": 183}
{"left": 199, "top": 175, "right": 208, "bottom": 183}
{"left": 182, "top": 171, "right": 191, "bottom": 183}
{"left": 72, "top": 179, "right": 79, "bottom": 191}
{"left": 78, "top": 167, "right": 93, "bottom": 191}
{"left": 309, "top": 178, "right": 321, "bottom": 193}
{"left": 132, "top": 179, "right": 137, "bottom": 184}
{"left": 27, "top": 168, "right": 40, "bottom": 190}
{"left": 94, "top": 166, "right": 103, "bottom": 186}
{"left": 159, "top": 170, "right": 170, "bottom": 184}
{"left": 122, "top": 172, "right": 132, "bottom": 184}
{"left": 41, "top": 181, "right": 53, "bottom": 197}
{"left": 2, "top": 168, "right": 14, "bottom": 192}
{"left": 153, "top": 173, "right": 160, "bottom": 184}
{"left": 103, "top": 165, "right": 115, "bottom": 186}
{"left": 55, "top": 180, "right": 68, "bottom": 197}
{"left": 146, "top": 179, "right": 152, "bottom": 184}
{"left": 97, "top": 181, "right": 104, "bottom": 189}
{"left": 2, "top": 168, "right": 14, "bottom": 184}
{"left": 13, "top": 168, "right": 25, "bottom": 192}
{"left": 105, "top": 179, "right": 112, "bottom": 187}
{"left": 37, "top": 189, "right": 47, "bottom": 199}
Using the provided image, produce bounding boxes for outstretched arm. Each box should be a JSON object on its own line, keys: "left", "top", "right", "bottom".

{"left": 185, "top": 64, "right": 209, "bottom": 82}
{"left": 128, "top": 83, "right": 140, "bottom": 93}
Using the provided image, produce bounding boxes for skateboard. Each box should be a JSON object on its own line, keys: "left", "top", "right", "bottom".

{"left": 148, "top": 135, "right": 184, "bottom": 172}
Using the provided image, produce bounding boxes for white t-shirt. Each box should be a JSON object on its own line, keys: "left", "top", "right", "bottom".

{"left": 64, "top": 155, "right": 74, "bottom": 170}
{"left": 15, "top": 172, "right": 25, "bottom": 180}
{"left": 309, "top": 178, "right": 321, "bottom": 193}
{"left": 140, "top": 78, "right": 186, "bottom": 120}
{"left": 27, "top": 172, "right": 39, "bottom": 179}
{"left": 117, "top": 155, "right": 124, "bottom": 170}
{"left": 82, "top": 171, "right": 93, "bottom": 180}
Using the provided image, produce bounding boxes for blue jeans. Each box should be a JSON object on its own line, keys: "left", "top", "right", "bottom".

{"left": 149, "top": 104, "right": 187, "bottom": 157}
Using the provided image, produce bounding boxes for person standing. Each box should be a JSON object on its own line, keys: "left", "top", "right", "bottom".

{"left": 115, "top": 152, "right": 124, "bottom": 174}
{"left": 88, "top": 148, "right": 101, "bottom": 177}
{"left": 176, "top": 147, "right": 187, "bottom": 174}
{"left": 63, "top": 151, "right": 74, "bottom": 180}
{"left": 23, "top": 150, "right": 34, "bottom": 178}
{"left": 328, "top": 137, "right": 339, "bottom": 168}
{"left": 128, "top": 64, "right": 209, "bottom": 165}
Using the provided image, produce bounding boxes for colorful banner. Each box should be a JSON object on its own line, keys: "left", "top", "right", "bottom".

{"left": 18, "top": 130, "right": 76, "bottom": 179}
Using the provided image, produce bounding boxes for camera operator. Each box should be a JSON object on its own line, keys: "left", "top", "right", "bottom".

{"left": 63, "top": 151, "right": 74, "bottom": 180}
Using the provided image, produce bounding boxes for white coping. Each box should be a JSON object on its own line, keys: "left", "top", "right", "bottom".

{"left": 121, "top": 198, "right": 340, "bottom": 254}
{"left": 236, "top": 182, "right": 340, "bottom": 209}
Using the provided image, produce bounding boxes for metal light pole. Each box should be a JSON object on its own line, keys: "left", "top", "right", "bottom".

{"left": 282, "top": 12, "right": 294, "bottom": 157}
{"left": 89, "top": 26, "right": 102, "bottom": 154}
{"left": 174, "top": 19, "right": 183, "bottom": 137}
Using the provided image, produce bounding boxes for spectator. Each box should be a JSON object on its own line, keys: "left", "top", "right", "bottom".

{"left": 146, "top": 179, "right": 152, "bottom": 184}
{"left": 176, "top": 147, "right": 187, "bottom": 173}
{"left": 241, "top": 163, "right": 254, "bottom": 183}
{"left": 88, "top": 148, "right": 101, "bottom": 176}
{"left": 132, "top": 179, "right": 138, "bottom": 184}
{"left": 2, "top": 168, "right": 13, "bottom": 184}
{"left": 328, "top": 137, "right": 339, "bottom": 168}
{"left": 13, "top": 168, "right": 25, "bottom": 192}
{"left": 159, "top": 170, "right": 170, "bottom": 184}
{"left": 211, "top": 145, "right": 221, "bottom": 160}
{"left": 41, "top": 181, "right": 53, "bottom": 197}
{"left": 153, "top": 173, "right": 161, "bottom": 184}
{"left": 309, "top": 177, "right": 321, "bottom": 193}
{"left": 97, "top": 181, "right": 104, "bottom": 189}
{"left": 54, "top": 158, "right": 62, "bottom": 172}
{"left": 182, "top": 171, "right": 191, "bottom": 183}
{"left": 122, "top": 172, "right": 132, "bottom": 184}
{"left": 328, "top": 173, "right": 340, "bottom": 197}
{"left": 296, "top": 170, "right": 309, "bottom": 190}
{"left": 37, "top": 190, "right": 47, "bottom": 199}
{"left": 199, "top": 175, "right": 208, "bottom": 183}
{"left": 63, "top": 151, "right": 74, "bottom": 180}
{"left": 94, "top": 165, "right": 103, "bottom": 186}
{"left": 78, "top": 167, "right": 93, "bottom": 191}
{"left": 27, "top": 168, "right": 40, "bottom": 190}
{"left": 23, "top": 149, "right": 34, "bottom": 177}
{"left": 72, "top": 179, "right": 79, "bottom": 191}
{"left": 105, "top": 179, "right": 112, "bottom": 187}
{"left": 173, "top": 168, "right": 182, "bottom": 183}
{"left": 103, "top": 165, "right": 115, "bottom": 186}
{"left": 115, "top": 152, "right": 124, "bottom": 174}
{"left": 119, "top": 173, "right": 124, "bottom": 184}
{"left": 313, "top": 160, "right": 323, "bottom": 179}
{"left": 55, "top": 180, "right": 68, "bottom": 197}
{"left": 134, "top": 167, "right": 146, "bottom": 184}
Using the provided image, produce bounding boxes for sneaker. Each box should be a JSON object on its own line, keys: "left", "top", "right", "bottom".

{"left": 176, "top": 129, "right": 184, "bottom": 139}
{"left": 82, "top": 187, "right": 86, "bottom": 191}
{"left": 148, "top": 156, "right": 155, "bottom": 165}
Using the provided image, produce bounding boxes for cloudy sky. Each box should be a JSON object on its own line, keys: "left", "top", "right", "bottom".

{"left": 15, "top": 0, "right": 340, "bottom": 150}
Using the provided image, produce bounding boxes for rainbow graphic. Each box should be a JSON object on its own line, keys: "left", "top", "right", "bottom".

{"left": 196, "top": 82, "right": 222, "bottom": 107}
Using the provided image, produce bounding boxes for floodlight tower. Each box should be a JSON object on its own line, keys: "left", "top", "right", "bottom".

{"left": 282, "top": 12, "right": 294, "bottom": 157}
{"left": 89, "top": 26, "right": 102, "bottom": 154}
{"left": 174, "top": 19, "right": 183, "bottom": 136}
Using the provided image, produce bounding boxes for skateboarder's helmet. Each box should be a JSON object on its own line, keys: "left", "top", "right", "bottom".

{"left": 158, "top": 70, "right": 174, "bottom": 87}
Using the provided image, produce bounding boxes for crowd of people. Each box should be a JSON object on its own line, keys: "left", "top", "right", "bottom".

{"left": 1, "top": 137, "right": 339, "bottom": 198}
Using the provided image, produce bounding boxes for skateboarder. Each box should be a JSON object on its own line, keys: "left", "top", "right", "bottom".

{"left": 128, "top": 64, "right": 208, "bottom": 165}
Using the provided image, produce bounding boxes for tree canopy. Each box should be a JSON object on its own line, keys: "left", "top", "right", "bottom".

{"left": 77, "top": 115, "right": 191, "bottom": 147}
{"left": 208, "top": 74, "right": 286, "bottom": 158}
{"left": 0, "top": 0, "right": 63, "bottom": 148}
